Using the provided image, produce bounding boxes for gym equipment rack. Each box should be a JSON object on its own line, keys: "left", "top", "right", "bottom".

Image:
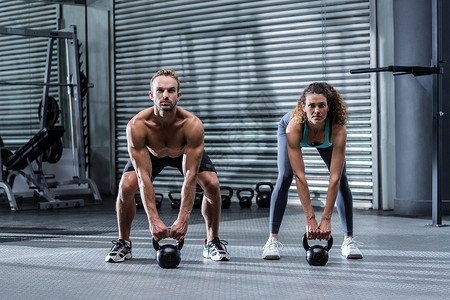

{"left": 0, "top": 25, "right": 101, "bottom": 210}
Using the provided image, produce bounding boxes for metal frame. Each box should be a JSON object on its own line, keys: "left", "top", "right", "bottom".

{"left": 0, "top": 25, "right": 101, "bottom": 210}
{"left": 351, "top": 0, "right": 446, "bottom": 226}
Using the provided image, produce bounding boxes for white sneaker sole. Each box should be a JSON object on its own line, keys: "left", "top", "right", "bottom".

{"left": 263, "top": 254, "right": 280, "bottom": 260}
{"left": 203, "top": 249, "right": 230, "bottom": 261}
{"left": 342, "top": 251, "right": 363, "bottom": 259}
{"left": 105, "top": 253, "right": 132, "bottom": 263}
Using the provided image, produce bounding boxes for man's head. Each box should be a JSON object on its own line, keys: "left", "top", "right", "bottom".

{"left": 150, "top": 69, "right": 180, "bottom": 92}
{"left": 149, "top": 69, "right": 182, "bottom": 112}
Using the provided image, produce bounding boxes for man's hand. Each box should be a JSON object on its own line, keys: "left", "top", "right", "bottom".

{"left": 306, "top": 217, "right": 319, "bottom": 240}
{"left": 170, "top": 216, "right": 189, "bottom": 242}
{"left": 150, "top": 218, "right": 170, "bottom": 242}
{"left": 318, "top": 217, "right": 332, "bottom": 241}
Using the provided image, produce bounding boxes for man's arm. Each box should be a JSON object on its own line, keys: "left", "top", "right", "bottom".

{"left": 170, "top": 117, "right": 204, "bottom": 242}
{"left": 126, "top": 119, "right": 169, "bottom": 241}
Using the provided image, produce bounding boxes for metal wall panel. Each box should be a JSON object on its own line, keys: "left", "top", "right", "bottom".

{"left": 114, "top": 0, "right": 373, "bottom": 207}
{"left": 0, "top": 0, "right": 59, "bottom": 147}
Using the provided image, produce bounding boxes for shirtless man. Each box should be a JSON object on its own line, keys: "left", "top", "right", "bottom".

{"left": 105, "top": 69, "right": 229, "bottom": 263}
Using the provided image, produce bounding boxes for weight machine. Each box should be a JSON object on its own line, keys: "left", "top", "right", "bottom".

{"left": 0, "top": 25, "right": 101, "bottom": 210}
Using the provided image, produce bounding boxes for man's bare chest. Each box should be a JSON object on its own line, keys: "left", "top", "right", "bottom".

{"left": 146, "top": 130, "right": 186, "bottom": 158}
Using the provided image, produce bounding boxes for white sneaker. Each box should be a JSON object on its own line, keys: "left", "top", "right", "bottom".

{"left": 203, "top": 238, "right": 230, "bottom": 261}
{"left": 262, "top": 237, "right": 283, "bottom": 260}
{"left": 341, "top": 236, "right": 363, "bottom": 259}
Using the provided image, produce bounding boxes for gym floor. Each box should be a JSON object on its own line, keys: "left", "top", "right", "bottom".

{"left": 1, "top": 196, "right": 449, "bottom": 300}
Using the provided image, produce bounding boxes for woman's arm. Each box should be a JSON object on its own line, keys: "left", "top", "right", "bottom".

{"left": 319, "top": 124, "right": 347, "bottom": 240}
{"left": 286, "top": 119, "right": 319, "bottom": 239}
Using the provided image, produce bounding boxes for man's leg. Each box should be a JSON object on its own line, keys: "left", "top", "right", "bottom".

{"left": 117, "top": 171, "right": 139, "bottom": 241}
{"left": 197, "top": 171, "right": 221, "bottom": 241}
{"left": 105, "top": 170, "right": 138, "bottom": 263}
{"left": 197, "top": 170, "right": 230, "bottom": 261}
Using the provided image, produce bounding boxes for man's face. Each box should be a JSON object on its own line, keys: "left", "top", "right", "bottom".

{"left": 149, "top": 76, "right": 181, "bottom": 111}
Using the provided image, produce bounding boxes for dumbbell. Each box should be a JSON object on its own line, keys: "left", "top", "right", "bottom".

{"left": 255, "top": 182, "right": 274, "bottom": 208}
{"left": 302, "top": 233, "right": 333, "bottom": 266}
{"left": 220, "top": 186, "right": 233, "bottom": 209}
{"left": 237, "top": 187, "right": 254, "bottom": 208}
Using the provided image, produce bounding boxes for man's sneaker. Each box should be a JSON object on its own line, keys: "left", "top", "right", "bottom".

{"left": 203, "top": 237, "right": 230, "bottom": 261}
{"left": 341, "top": 236, "right": 363, "bottom": 259}
{"left": 105, "top": 239, "right": 132, "bottom": 263}
{"left": 262, "top": 237, "right": 283, "bottom": 260}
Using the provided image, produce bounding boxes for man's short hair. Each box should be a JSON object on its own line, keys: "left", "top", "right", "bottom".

{"left": 150, "top": 69, "right": 180, "bottom": 91}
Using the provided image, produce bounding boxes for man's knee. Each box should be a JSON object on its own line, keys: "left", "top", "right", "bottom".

{"left": 199, "top": 172, "right": 220, "bottom": 196}
{"left": 118, "top": 172, "right": 138, "bottom": 199}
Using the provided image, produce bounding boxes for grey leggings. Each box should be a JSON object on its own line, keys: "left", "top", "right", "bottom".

{"left": 269, "top": 112, "right": 354, "bottom": 236}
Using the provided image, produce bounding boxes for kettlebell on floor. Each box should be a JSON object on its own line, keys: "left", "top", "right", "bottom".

{"left": 153, "top": 237, "right": 184, "bottom": 269}
{"left": 255, "top": 182, "right": 273, "bottom": 208}
{"left": 220, "top": 186, "right": 233, "bottom": 208}
{"left": 302, "top": 233, "right": 333, "bottom": 266}
{"left": 237, "top": 187, "right": 254, "bottom": 208}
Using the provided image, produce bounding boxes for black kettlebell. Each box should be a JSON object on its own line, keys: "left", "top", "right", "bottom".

{"left": 194, "top": 191, "right": 203, "bottom": 209}
{"left": 168, "top": 191, "right": 181, "bottom": 209}
{"left": 302, "top": 233, "right": 333, "bottom": 266}
{"left": 135, "top": 192, "right": 143, "bottom": 209}
{"left": 255, "top": 182, "right": 274, "bottom": 208}
{"left": 237, "top": 188, "right": 254, "bottom": 208}
{"left": 153, "top": 238, "right": 184, "bottom": 269}
{"left": 135, "top": 193, "right": 164, "bottom": 209}
{"left": 220, "top": 186, "right": 233, "bottom": 209}
{"left": 155, "top": 193, "right": 164, "bottom": 209}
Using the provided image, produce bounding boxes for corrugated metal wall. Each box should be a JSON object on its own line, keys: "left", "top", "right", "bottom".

{"left": 114, "top": 0, "right": 373, "bottom": 207}
{"left": 0, "top": 1, "right": 59, "bottom": 147}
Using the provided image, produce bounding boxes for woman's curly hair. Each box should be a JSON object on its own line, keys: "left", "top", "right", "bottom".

{"left": 291, "top": 82, "right": 347, "bottom": 126}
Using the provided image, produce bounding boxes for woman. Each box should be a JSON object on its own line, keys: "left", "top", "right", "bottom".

{"left": 262, "top": 82, "right": 363, "bottom": 260}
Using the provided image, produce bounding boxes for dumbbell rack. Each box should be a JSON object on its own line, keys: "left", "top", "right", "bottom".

{"left": 0, "top": 25, "right": 101, "bottom": 210}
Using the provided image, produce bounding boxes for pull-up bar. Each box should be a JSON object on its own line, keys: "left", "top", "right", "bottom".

{"left": 350, "top": 63, "right": 446, "bottom": 227}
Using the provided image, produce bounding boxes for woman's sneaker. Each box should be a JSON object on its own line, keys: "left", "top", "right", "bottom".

{"left": 105, "top": 239, "right": 132, "bottom": 263}
{"left": 262, "top": 237, "right": 283, "bottom": 260}
{"left": 203, "top": 237, "right": 230, "bottom": 261}
{"left": 341, "top": 237, "right": 363, "bottom": 259}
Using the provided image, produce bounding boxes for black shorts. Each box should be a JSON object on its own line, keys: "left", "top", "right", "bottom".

{"left": 122, "top": 150, "right": 216, "bottom": 181}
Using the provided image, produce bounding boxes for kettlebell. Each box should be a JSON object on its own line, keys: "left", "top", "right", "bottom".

{"left": 302, "top": 233, "right": 333, "bottom": 266}
{"left": 220, "top": 186, "right": 233, "bottom": 209}
{"left": 155, "top": 193, "right": 164, "bottom": 209}
{"left": 255, "top": 182, "right": 274, "bottom": 208}
{"left": 153, "top": 238, "right": 184, "bottom": 269}
{"left": 237, "top": 188, "right": 254, "bottom": 208}
{"left": 136, "top": 193, "right": 164, "bottom": 209}
{"left": 168, "top": 191, "right": 181, "bottom": 209}
{"left": 194, "top": 190, "right": 203, "bottom": 209}
{"left": 135, "top": 192, "right": 143, "bottom": 209}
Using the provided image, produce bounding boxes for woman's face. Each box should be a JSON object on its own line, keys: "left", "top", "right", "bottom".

{"left": 302, "top": 93, "right": 329, "bottom": 125}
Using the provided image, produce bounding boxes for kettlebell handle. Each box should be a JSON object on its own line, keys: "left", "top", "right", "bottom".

{"left": 168, "top": 191, "right": 180, "bottom": 201}
{"left": 256, "top": 182, "right": 274, "bottom": 193}
{"left": 236, "top": 188, "right": 254, "bottom": 199}
{"left": 302, "top": 233, "right": 333, "bottom": 251}
{"left": 152, "top": 237, "right": 184, "bottom": 251}
{"left": 220, "top": 186, "right": 233, "bottom": 197}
